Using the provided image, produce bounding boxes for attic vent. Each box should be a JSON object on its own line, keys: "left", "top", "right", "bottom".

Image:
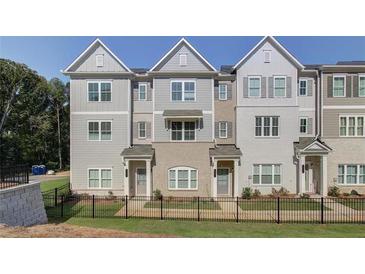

{"left": 96, "top": 54, "right": 104, "bottom": 67}
{"left": 179, "top": 54, "right": 187, "bottom": 66}
{"left": 264, "top": 50, "right": 271, "bottom": 63}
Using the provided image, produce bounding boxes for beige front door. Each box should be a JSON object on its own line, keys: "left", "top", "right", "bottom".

{"left": 136, "top": 168, "right": 146, "bottom": 196}
{"left": 217, "top": 168, "right": 230, "bottom": 196}
{"left": 304, "top": 162, "right": 314, "bottom": 193}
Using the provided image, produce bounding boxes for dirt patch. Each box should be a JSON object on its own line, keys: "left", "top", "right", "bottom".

{"left": 0, "top": 223, "right": 174, "bottom": 238}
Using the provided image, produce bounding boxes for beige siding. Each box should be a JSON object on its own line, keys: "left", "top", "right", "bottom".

{"left": 132, "top": 113, "right": 153, "bottom": 144}
{"left": 323, "top": 109, "right": 365, "bottom": 138}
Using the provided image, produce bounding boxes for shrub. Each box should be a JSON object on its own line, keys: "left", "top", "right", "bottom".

{"left": 350, "top": 189, "right": 360, "bottom": 196}
{"left": 253, "top": 189, "right": 261, "bottom": 198}
{"left": 107, "top": 191, "right": 116, "bottom": 200}
{"left": 153, "top": 189, "right": 162, "bottom": 200}
{"left": 328, "top": 186, "right": 340, "bottom": 197}
{"left": 300, "top": 193, "right": 310, "bottom": 199}
{"left": 242, "top": 187, "right": 253, "bottom": 199}
{"left": 46, "top": 161, "right": 58, "bottom": 171}
{"left": 278, "top": 187, "right": 289, "bottom": 196}
{"left": 343, "top": 192, "right": 350, "bottom": 197}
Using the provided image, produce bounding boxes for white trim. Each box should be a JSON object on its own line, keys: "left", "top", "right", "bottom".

{"left": 359, "top": 74, "right": 365, "bottom": 97}
{"left": 299, "top": 108, "right": 315, "bottom": 111}
{"left": 233, "top": 36, "right": 304, "bottom": 70}
{"left": 137, "top": 121, "right": 147, "bottom": 139}
{"left": 87, "top": 80, "right": 112, "bottom": 103}
{"left": 135, "top": 167, "right": 147, "bottom": 195}
{"left": 138, "top": 83, "right": 147, "bottom": 101}
{"left": 72, "top": 111, "right": 128, "bottom": 115}
{"left": 170, "top": 79, "right": 197, "bottom": 102}
{"left": 149, "top": 38, "right": 217, "bottom": 72}
{"left": 63, "top": 38, "right": 131, "bottom": 72}
{"left": 87, "top": 120, "right": 112, "bottom": 141}
{"left": 87, "top": 168, "right": 113, "bottom": 189}
{"left": 323, "top": 105, "right": 365, "bottom": 110}
{"left": 167, "top": 166, "right": 199, "bottom": 190}
{"left": 301, "top": 140, "right": 332, "bottom": 152}
{"left": 211, "top": 78, "right": 215, "bottom": 142}
{"left": 251, "top": 164, "right": 282, "bottom": 186}
{"left": 218, "top": 84, "right": 228, "bottom": 100}
{"left": 332, "top": 74, "right": 346, "bottom": 97}
{"left": 218, "top": 121, "right": 228, "bottom": 139}
{"left": 337, "top": 164, "right": 365, "bottom": 185}
{"left": 248, "top": 76, "right": 261, "bottom": 98}
{"left": 273, "top": 75, "right": 286, "bottom": 98}
{"left": 299, "top": 116, "right": 308, "bottom": 134}
{"left": 170, "top": 121, "right": 196, "bottom": 142}
{"left": 299, "top": 79, "right": 308, "bottom": 96}
{"left": 338, "top": 115, "right": 365, "bottom": 137}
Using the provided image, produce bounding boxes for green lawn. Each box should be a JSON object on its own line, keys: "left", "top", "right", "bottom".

{"left": 239, "top": 199, "right": 328, "bottom": 211}
{"left": 40, "top": 177, "right": 69, "bottom": 194}
{"left": 144, "top": 200, "right": 221, "bottom": 210}
{"left": 337, "top": 199, "right": 365, "bottom": 210}
{"left": 55, "top": 218, "right": 365, "bottom": 237}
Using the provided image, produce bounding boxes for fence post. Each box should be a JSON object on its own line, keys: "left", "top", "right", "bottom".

{"left": 61, "top": 195, "right": 64, "bottom": 218}
{"left": 277, "top": 197, "right": 280, "bottom": 224}
{"left": 236, "top": 197, "right": 239, "bottom": 223}
{"left": 92, "top": 195, "right": 95, "bottom": 219}
{"left": 125, "top": 195, "right": 128, "bottom": 219}
{"left": 54, "top": 188, "right": 58, "bottom": 207}
{"left": 197, "top": 197, "right": 200, "bottom": 221}
{"left": 321, "top": 197, "right": 324, "bottom": 224}
{"left": 160, "top": 195, "right": 163, "bottom": 220}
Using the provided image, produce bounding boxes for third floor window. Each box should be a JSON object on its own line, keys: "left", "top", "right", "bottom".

{"left": 333, "top": 76, "right": 345, "bottom": 97}
{"left": 171, "top": 81, "right": 196, "bottom": 101}
{"left": 360, "top": 76, "right": 365, "bottom": 97}
{"left": 249, "top": 77, "right": 261, "bottom": 97}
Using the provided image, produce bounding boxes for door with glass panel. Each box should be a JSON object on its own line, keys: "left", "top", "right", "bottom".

{"left": 136, "top": 168, "right": 146, "bottom": 195}
{"left": 217, "top": 168, "right": 230, "bottom": 196}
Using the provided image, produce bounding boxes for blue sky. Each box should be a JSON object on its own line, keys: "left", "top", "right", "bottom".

{"left": 1, "top": 36, "right": 365, "bottom": 83}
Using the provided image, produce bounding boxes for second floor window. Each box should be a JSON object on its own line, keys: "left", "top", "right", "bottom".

{"left": 360, "top": 76, "right": 365, "bottom": 97}
{"left": 299, "top": 117, "right": 308, "bottom": 133}
{"left": 249, "top": 77, "right": 261, "bottom": 97}
{"left": 219, "top": 121, "right": 228, "bottom": 138}
{"left": 339, "top": 116, "right": 364, "bottom": 137}
{"left": 274, "top": 77, "right": 286, "bottom": 97}
{"left": 333, "top": 76, "right": 345, "bottom": 97}
{"left": 88, "top": 121, "right": 112, "bottom": 141}
{"left": 171, "top": 121, "right": 195, "bottom": 141}
{"left": 218, "top": 84, "right": 227, "bottom": 100}
{"left": 171, "top": 81, "right": 195, "bottom": 101}
{"left": 299, "top": 80, "right": 307, "bottom": 96}
{"left": 88, "top": 81, "right": 112, "bottom": 102}
{"left": 255, "top": 116, "right": 279, "bottom": 137}
{"left": 138, "top": 122, "right": 146, "bottom": 139}
{"left": 138, "top": 83, "right": 147, "bottom": 101}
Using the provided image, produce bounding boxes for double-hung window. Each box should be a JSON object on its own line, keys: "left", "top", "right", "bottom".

{"left": 88, "top": 121, "right": 112, "bottom": 141}
{"left": 218, "top": 84, "right": 227, "bottom": 100}
{"left": 255, "top": 116, "right": 279, "bottom": 137}
{"left": 219, "top": 121, "right": 228, "bottom": 138}
{"left": 253, "top": 164, "right": 281, "bottom": 185}
{"left": 88, "top": 168, "right": 112, "bottom": 188}
{"left": 88, "top": 81, "right": 112, "bottom": 102}
{"left": 299, "top": 79, "right": 307, "bottom": 96}
{"left": 168, "top": 167, "right": 198, "bottom": 190}
{"left": 333, "top": 76, "right": 345, "bottom": 97}
{"left": 299, "top": 117, "right": 308, "bottom": 134}
{"left": 138, "top": 122, "right": 146, "bottom": 139}
{"left": 248, "top": 77, "right": 261, "bottom": 97}
{"left": 171, "top": 121, "right": 195, "bottom": 141}
{"left": 274, "top": 76, "right": 286, "bottom": 97}
{"left": 359, "top": 76, "right": 365, "bottom": 97}
{"left": 138, "top": 83, "right": 147, "bottom": 101}
{"left": 171, "top": 81, "right": 196, "bottom": 101}
{"left": 339, "top": 115, "right": 365, "bottom": 137}
{"left": 338, "top": 164, "right": 365, "bottom": 185}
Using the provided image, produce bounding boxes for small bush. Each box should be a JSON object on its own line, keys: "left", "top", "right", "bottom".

{"left": 242, "top": 187, "right": 253, "bottom": 199}
{"left": 46, "top": 161, "right": 58, "bottom": 171}
{"left": 153, "top": 189, "right": 162, "bottom": 200}
{"left": 253, "top": 189, "right": 261, "bottom": 198}
{"left": 106, "top": 191, "right": 116, "bottom": 200}
{"left": 343, "top": 192, "right": 350, "bottom": 197}
{"left": 350, "top": 189, "right": 360, "bottom": 196}
{"left": 278, "top": 187, "right": 289, "bottom": 196}
{"left": 328, "top": 186, "right": 340, "bottom": 197}
{"left": 300, "top": 193, "right": 310, "bottom": 199}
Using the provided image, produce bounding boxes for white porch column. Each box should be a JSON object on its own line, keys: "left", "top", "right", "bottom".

{"left": 299, "top": 155, "right": 306, "bottom": 194}
{"left": 123, "top": 159, "right": 129, "bottom": 196}
{"left": 146, "top": 160, "right": 152, "bottom": 197}
{"left": 212, "top": 159, "right": 217, "bottom": 198}
{"left": 321, "top": 155, "right": 328, "bottom": 196}
{"left": 234, "top": 159, "right": 239, "bottom": 197}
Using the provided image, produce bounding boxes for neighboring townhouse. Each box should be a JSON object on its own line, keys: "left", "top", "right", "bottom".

{"left": 320, "top": 62, "right": 365, "bottom": 193}
{"left": 62, "top": 36, "right": 363, "bottom": 198}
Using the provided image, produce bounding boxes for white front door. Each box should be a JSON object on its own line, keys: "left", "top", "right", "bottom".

{"left": 136, "top": 168, "right": 146, "bottom": 196}
{"left": 217, "top": 168, "right": 230, "bottom": 196}
{"left": 304, "top": 162, "right": 314, "bottom": 193}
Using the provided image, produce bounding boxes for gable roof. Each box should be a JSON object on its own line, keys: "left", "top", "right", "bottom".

{"left": 233, "top": 36, "right": 304, "bottom": 70}
{"left": 149, "top": 38, "right": 217, "bottom": 72}
{"left": 295, "top": 137, "right": 332, "bottom": 153}
{"left": 62, "top": 38, "right": 131, "bottom": 73}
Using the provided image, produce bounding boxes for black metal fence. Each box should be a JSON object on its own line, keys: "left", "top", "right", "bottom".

{"left": 43, "top": 194, "right": 365, "bottom": 224}
{"left": 0, "top": 164, "right": 29, "bottom": 190}
{"left": 42, "top": 182, "right": 71, "bottom": 208}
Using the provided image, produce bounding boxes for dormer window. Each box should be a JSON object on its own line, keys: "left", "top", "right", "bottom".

{"left": 179, "top": 54, "right": 187, "bottom": 66}
{"left": 264, "top": 50, "right": 271, "bottom": 63}
{"left": 96, "top": 54, "right": 104, "bottom": 67}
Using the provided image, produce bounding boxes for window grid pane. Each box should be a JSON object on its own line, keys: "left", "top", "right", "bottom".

{"left": 333, "top": 77, "right": 345, "bottom": 96}
{"left": 88, "top": 83, "right": 99, "bottom": 101}
{"left": 100, "top": 122, "right": 111, "bottom": 140}
{"left": 274, "top": 77, "right": 286, "bottom": 97}
{"left": 249, "top": 78, "right": 260, "bottom": 97}
{"left": 89, "top": 122, "right": 99, "bottom": 140}
{"left": 360, "top": 77, "right": 365, "bottom": 96}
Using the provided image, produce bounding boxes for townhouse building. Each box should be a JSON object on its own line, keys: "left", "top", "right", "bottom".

{"left": 62, "top": 36, "right": 365, "bottom": 197}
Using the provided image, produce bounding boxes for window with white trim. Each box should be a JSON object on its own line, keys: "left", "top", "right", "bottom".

{"left": 359, "top": 76, "right": 365, "bottom": 97}
{"left": 338, "top": 164, "right": 365, "bottom": 185}
{"left": 179, "top": 54, "right": 187, "bottom": 66}
{"left": 255, "top": 116, "right": 279, "bottom": 137}
{"left": 88, "top": 121, "right": 112, "bottom": 141}
{"left": 171, "top": 121, "right": 195, "bottom": 141}
{"left": 333, "top": 76, "right": 345, "bottom": 97}
{"left": 248, "top": 77, "right": 261, "bottom": 97}
{"left": 339, "top": 115, "right": 364, "bottom": 137}
{"left": 88, "top": 81, "right": 112, "bottom": 102}
{"left": 299, "top": 117, "right": 308, "bottom": 134}
{"left": 88, "top": 168, "right": 112, "bottom": 188}
{"left": 299, "top": 79, "right": 307, "bottom": 96}
{"left": 138, "top": 122, "right": 146, "bottom": 139}
{"left": 138, "top": 83, "right": 147, "bottom": 101}
{"left": 218, "top": 84, "right": 227, "bottom": 100}
{"left": 253, "top": 164, "right": 281, "bottom": 185}
{"left": 219, "top": 121, "right": 227, "bottom": 138}
{"left": 168, "top": 167, "right": 198, "bottom": 190}
{"left": 274, "top": 76, "right": 286, "bottom": 97}
{"left": 96, "top": 54, "right": 104, "bottom": 67}
{"left": 171, "top": 81, "right": 195, "bottom": 101}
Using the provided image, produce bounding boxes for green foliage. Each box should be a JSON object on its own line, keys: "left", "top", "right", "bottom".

{"left": 300, "top": 193, "right": 310, "bottom": 199}
{"left": 253, "top": 189, "right": 261, "bottom": 198}
{"left": 242, "top": 187, "right": 253, "bottom": 199}
{"left": 153, "top": 189, "right": 162, "bottom": 200}
{"left": 272, "top": 187, "right": 290, "bottom": 197}
{"left": 350, "top": 190, "right": 360, "bottom": 196}
{"left": 328, "top": 186, "right": 340, "bottom": 197}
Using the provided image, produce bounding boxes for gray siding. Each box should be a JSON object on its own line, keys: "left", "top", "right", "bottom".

{"left": 323, "top": 109, "right": 365, "bottom": 138}
{"left": 132, "top": 113, "right": 153, "bottom": 144}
